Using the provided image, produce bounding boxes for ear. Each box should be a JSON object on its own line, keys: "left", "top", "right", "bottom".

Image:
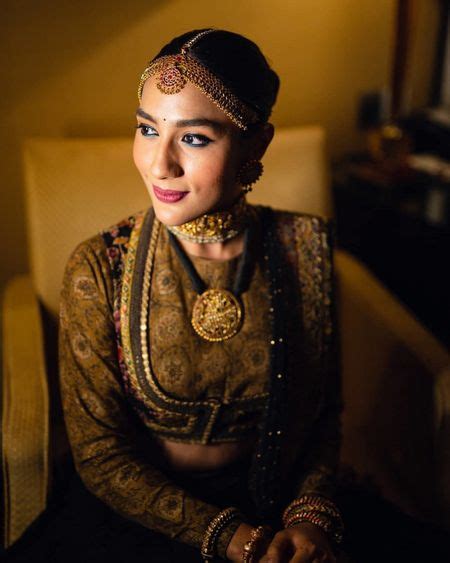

{"left": 243, "top": 123, "right": 275, "bottom": 162}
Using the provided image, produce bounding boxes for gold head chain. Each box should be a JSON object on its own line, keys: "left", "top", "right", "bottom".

{"left": 137, "top": 29, "right": 259, "bottom": 130}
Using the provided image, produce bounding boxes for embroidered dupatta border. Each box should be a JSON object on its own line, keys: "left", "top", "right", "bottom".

{"left": 248, "top": 210, "right": 334, "bottom": 519}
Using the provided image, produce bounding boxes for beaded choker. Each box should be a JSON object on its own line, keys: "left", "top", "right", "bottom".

{"left": 166, "top": 196, "right": 250, "bottom": 244}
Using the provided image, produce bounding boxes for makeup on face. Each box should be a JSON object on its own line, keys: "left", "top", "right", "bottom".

{"left": 153, "top": 184, "right": 189, "bottom": 203}
{"left": 133, "top": 80, "right": 244, "bottom": 226}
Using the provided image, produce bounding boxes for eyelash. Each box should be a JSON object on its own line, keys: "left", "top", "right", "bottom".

{"left": 135, "top": 123, "right": 212, "bottom": 147}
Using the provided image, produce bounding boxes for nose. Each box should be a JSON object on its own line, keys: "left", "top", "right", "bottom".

{"left": 150, "top": 138, "right": 183, "bottom": 180}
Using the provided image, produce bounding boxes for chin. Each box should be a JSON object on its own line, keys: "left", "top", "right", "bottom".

{"left": 151, "top": 202, "right": 202, "bottom": 227}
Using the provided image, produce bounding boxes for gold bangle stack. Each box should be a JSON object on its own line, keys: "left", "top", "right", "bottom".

{"left": 201, "top": 507, "right": 242, "bottom": 561}
{"left": 242, "top": 525, "right": 272, "bottom": 563}
{"left": 282, "top": 495, "right": 344, "bottom": 545}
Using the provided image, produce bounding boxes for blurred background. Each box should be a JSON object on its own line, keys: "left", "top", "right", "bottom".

{"left": 1, "top": 0, "right": 449, "bottom": 345}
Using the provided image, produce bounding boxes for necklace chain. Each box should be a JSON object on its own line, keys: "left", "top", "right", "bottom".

{"left": 168, "top": 224, "right": 254, "bottom": 341}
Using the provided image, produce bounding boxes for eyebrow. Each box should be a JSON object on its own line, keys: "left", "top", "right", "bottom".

{"left": 135, "top": 108, "right": 226, "bottom": 133}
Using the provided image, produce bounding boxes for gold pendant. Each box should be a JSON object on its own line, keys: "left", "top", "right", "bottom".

{"left": 191, "top": 289, "right": 243, "bottom": 342}
{"left": 157, "top": 59, "right": 187, "bottom": 95}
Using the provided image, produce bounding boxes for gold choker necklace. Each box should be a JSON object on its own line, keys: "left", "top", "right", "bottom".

{"left": 166, "top": 197, "right": 250, "bottom": 244}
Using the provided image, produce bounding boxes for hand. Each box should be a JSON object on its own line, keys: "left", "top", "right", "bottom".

{"left": 259, "top": 522, "right": 336, "bottom": 563}
{"left": 226, "top": 523, "right": 272, "bottom": 562}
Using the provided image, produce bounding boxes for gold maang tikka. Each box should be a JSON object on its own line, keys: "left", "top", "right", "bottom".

{"left": 138, "top": 29, "right": 260, "bottom": 130}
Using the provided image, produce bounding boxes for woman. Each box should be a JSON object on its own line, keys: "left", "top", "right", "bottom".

{"left": 7, "top": 29, "right": 343, "bottom": 562}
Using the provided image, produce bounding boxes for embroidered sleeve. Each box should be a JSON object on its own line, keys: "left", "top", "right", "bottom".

{"left": 58, "top": 236, "right": 242, "bottom": 557}
{"left": 293, "top": 218, "right": 343, "bottom": 499}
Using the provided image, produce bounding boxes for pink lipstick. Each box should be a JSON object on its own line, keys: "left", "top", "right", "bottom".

{"left": 153, "top": 185, "right": 188, "bottom": 203}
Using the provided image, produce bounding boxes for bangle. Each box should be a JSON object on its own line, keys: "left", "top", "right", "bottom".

{"left": 285, "top": 511, "right": 334, "bottom": 534}
{"left": 282, "top": 495, "right": 341, "bottom": 522}
{"left": 282, "top": 495, "right": 344, "bottom": 545}
{"left": 284, "top": 504, "right": 341, "bottom": 528}
{"left": 201, "top": 507, "right": 242, "bottom": 561}
{"left": 242, "top": 525, "right": 272, "bottom": 563}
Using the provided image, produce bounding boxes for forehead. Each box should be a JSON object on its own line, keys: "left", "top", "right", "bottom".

{"left": 140, "top": 78, "right": 233, "bottom": 125}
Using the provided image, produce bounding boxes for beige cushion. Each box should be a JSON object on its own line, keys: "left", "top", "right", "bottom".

{"left": 2, "top": 276, "right": 49, "bottom": 546}
{"left": 249, "top": 125, "right": 333, "bottom": 216}
{"left": 336, "top": 250, "right": 450, "bottom": 522}
{"left": 24, "top": 126, "right": 331, "bottom": 317}
{"left": 24, "top": 137, "right": 146, "bottom": 317}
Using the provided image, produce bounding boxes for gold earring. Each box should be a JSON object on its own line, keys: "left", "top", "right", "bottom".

{"left": 237, "top": 160, "right": 263, "bottom": 194}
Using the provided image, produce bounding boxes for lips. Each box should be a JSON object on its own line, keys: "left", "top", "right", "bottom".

{"left": 153, "top": 185, "right": 189, "bottom": 203}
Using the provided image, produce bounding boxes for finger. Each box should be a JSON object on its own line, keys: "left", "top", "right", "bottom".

{"left": 321, "top": 547, "right": 337, "bottom": 563}
{"left": 289, "top": 544, "right": 317, "bottom": 563}
{"left": 318, "top": 551, "right": 336, "bottom": 563}
{"left": 264, "top": 532, "right": 293, "bottom": 562}
{"left": 289, "top": 553, "right": 314, "bottom": 563}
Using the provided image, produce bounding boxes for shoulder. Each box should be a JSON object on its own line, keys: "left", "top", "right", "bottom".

{"left": 252, "top": 205, "right": 335, "bottom": 246}
{"left": 272, "top": 207, "right": 333, "bottom": 233}
{"left": 63, "top": 210, "right": 146, "bottom": 294}
{"left": 66, "top": 211, "right": 146, "bottom": 267}
{"left": 100, "top": 210, "right": 146, "bottom": 252}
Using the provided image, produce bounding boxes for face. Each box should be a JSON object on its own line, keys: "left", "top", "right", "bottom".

{"left": 134, "top": 78, "right": 250, "bottom": 226}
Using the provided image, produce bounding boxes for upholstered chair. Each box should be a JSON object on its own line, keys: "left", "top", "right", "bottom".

{"left": 2, "top": 127, "right": 449, "bottom": 548}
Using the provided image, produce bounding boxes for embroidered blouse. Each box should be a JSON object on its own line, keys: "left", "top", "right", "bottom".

{"left": 59, "top": 205, "right": 342, "bottom": 558}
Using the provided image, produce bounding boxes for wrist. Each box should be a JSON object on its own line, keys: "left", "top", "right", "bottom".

{"left": 226, "top": 523, "right": 273, "bottom": 562}
{"left": 242, "top": 525, "right": 272, "bottom": 562}
{"left": 201, "top": 507, "right": 243, "bottom": 561}
{"left": 289, "top": 520, "right": 329, "bottom": 538}
{"left": 282, "top": 494, "right": 344, "bottom": 546}
{"left": 226, "top": 522, "right": 254, "bottom": 561}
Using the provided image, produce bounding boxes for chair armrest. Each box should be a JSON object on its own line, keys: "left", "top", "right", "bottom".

{"left": 335, "top": 249, "right": 450, "bottom": 523}
{"left": 1, "top": 275, "right": 49, "bottom": 548}
{"left": 434, "top": 367, "right": 450, "bottom": 529}
{"left": 335, "top": 249, "right": 449, "bottom": 374}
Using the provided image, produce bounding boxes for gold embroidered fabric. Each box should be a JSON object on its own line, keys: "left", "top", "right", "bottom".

{"left": 59, "top": 237, "right": 241, "bottom": 556}
{"left": 149, "top": 226, "right": 271, "bottom": 402}
{"left": 275, "top": 212, "right": 342, "bottom": 500}
{"left": 58, "top": 207, "right": 342, "bottom": 555}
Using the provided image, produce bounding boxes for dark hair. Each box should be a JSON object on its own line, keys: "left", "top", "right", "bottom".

{"left": 153, "top": 29, "right": 280, "bottom": 123}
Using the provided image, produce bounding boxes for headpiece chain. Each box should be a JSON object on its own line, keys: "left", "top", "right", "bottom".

{"left": 138, "top": 29, "right": 260, "bottom": 130}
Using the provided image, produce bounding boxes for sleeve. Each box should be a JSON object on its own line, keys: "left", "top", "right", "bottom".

{"left": 292, "top": 219, "right": 343, "bottom": 500}
{"left": 58, "top": 236, "right": 242, "bottom": 557}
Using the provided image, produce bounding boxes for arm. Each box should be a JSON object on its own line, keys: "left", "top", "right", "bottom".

{"left": 58, "top": 237, "right": 242, "bottom": 557}
{"left": 260, "top": 220, "right": 342, "bottom": 563}
{"left": 293, "top": 345, "right": 342, "bottom": 500}
{"left": 294, "top": 219, "right": 343, "bottom": 500}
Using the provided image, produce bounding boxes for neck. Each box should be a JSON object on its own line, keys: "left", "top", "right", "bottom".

{"left": 178, "top": 231, "right": 245, "bottom": 260}
{"left": 166, "top": 195, "right": 249, "bottom": 248}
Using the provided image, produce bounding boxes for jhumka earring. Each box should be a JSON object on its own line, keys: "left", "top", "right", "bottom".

{"left": 237, "top": 159, "right": 264, "bottom": 193}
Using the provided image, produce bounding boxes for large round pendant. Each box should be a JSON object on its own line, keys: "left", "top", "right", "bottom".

{"left": 191, "top": 289, "right": 243, "bottom": 342}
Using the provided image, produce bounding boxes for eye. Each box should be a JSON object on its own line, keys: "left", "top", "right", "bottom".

{"left": 136, "top": 123, "right": 158, "bottom": 137}
{"left": 182, "top": 133, "right": 212, "bottom": 147}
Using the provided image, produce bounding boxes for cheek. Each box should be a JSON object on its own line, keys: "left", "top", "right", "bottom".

{"left": 133, "top": 135, "right": 149, "bottom": 177}
{"left": 186, "top": 149, "right": 237, "bottom": 189}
